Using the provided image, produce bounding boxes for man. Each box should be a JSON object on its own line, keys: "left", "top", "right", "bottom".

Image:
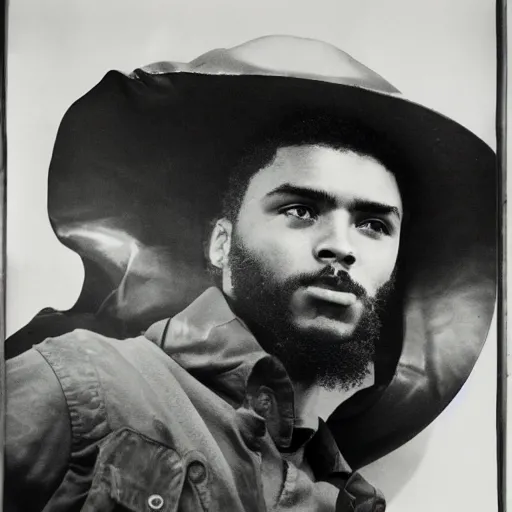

{"left": 6, "top": 36, "right": 496, "bottom": 511}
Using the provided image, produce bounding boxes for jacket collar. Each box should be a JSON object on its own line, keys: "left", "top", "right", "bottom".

{"left": 145, "top": 287, "right": 296, "bottom": 448}
{"left": 145, "top": 287, "right": 354, "bottom": 477}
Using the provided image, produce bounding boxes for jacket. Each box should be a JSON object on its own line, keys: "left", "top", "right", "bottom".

{"left": 6, "top": 287, "right": 386, "bottom": 511}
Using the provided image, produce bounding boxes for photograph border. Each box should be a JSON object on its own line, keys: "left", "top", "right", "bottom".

{"left": 496, "top": 1, "right": 507, "bottom": 511}
{"left": 0, "top": 2, "right": 507, "bottom": 510}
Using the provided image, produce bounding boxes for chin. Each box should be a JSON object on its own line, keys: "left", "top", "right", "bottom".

{"left": 293, "top": 316, "right": 357, "bottom": 341}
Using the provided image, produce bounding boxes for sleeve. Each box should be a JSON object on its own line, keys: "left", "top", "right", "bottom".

{"left": 5, "top": 348, "right": 72, "bottom": 512}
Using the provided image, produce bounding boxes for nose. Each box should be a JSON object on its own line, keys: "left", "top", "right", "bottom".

{"left": 314, "top": 219, "right": 356, "bottom": 268}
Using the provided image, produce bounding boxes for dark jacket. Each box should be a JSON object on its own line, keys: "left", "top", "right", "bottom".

{"left": 6, "top": 287, "right": 385, "bottom": 511}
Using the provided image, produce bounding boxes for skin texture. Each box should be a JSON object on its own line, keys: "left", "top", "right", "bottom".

{"left": 209, "top": 144, "right": 402, "bottom": 389}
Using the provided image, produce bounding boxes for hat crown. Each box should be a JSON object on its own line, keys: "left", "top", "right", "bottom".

{"left": 145, "top": 35, "right": 400, "bottom": 94}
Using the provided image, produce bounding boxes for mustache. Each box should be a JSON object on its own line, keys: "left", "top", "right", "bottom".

{"left": 295, "top": 266, "right": 368, "bottom": 299}
{"left": 227, "top": 234, "right": 372, "bottom": 301}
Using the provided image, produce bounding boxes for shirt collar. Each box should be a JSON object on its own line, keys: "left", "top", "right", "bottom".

{"left": 306, "top": 419, "right": 352, "bottom": 479}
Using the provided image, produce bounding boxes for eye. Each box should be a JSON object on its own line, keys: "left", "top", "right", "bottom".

{"left": 282, "top": 205, "right": 316, "bottom": 221}
{"left": 357, "top": 219, "right": 390, "bottom": 236}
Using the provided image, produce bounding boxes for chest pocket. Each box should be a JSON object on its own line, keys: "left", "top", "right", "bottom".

{"left": 81, "top": 428, "right": 210, "bottom": 512}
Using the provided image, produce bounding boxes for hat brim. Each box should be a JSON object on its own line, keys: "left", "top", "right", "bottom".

{"left": 47, "top": 70, "right": 496, "bottom": 467}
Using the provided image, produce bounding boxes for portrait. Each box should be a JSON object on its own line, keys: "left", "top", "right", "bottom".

{"left": 5, "top": 1, "right": 499, "bottom": 511}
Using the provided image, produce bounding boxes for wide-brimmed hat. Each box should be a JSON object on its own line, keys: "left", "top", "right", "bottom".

{"left": 38, "top": 36, "right": 496, "bottom": 468}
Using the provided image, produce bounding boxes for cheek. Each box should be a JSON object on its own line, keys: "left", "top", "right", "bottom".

{"left": 354, "top": 239, "right": 399, "bottom": 294}
{"left": 238, "top": 224, "right": 315, "bottom": 280}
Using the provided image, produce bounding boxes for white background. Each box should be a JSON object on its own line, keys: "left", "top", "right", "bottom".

{"left": 7, "top": 1, "right": 499, "bottom": 510}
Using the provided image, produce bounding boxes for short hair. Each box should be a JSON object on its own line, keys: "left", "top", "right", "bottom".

{"left": 221, "top": 110, "right": 408, "bottom": 224}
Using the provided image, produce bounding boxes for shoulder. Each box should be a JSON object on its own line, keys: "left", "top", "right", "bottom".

{"left": 7, "top": 346, "right": 68, "bottom": 418}
{"left": 32, "top": 327, "right": 166, "bottom": 398}
{"left": 5, "top": 331, "right": 155, "bottom": 474}
{"left": 8, "top": 329, "right": 162, "bottom": 436}
{"left": 33, "top": 329, "right": 175, "bottom": 413}
{"left": 34, "top": 328, "right": 161, "bottom": 368}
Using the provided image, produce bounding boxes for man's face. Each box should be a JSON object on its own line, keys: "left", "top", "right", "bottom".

{"left": 219, "top": 144, "right": 402, "bottom": 388}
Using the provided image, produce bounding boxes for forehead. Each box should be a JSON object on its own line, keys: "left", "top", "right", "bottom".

{"left": 242, "top": 144, "right": 402, "bottom": 209}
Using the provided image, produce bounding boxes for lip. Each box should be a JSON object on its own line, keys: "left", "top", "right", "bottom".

{"left": 305, "top": 285, "right": 357, "bottom": 306}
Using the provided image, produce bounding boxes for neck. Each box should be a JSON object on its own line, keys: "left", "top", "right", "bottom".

{"left": 292, "top": 363, "right": 375, "bottom": 424}
{"left": 292, "top": 381, "right": 320, "bottom": 429}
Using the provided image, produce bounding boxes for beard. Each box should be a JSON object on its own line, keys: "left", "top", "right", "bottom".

{"left": 228, "top": 232, "right": 395, "bottom": 391}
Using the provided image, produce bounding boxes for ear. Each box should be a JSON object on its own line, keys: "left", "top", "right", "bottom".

{"left": 208, "top": 219, "right": 233, "bottom": 270}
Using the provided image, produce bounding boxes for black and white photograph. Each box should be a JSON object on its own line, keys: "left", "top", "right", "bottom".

{"left": 4, "top": 1, "right": 501, "bottom": 511}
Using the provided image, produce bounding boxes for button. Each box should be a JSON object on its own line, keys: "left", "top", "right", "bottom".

{"left": 147, "top": 494, "right": 164, "bottom": 510}
{"left": 252, "top": 386, "right": 276, "bottom": 419}
{"left": 256, "top": 391, "right": 272, "bottom": 414}
{"left": 187, "top": 461, "right": 207, "bottom": 483}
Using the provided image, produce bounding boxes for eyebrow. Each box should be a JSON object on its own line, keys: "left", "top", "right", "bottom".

{"left": 265, "top": 183, "right": 402, "bottom": 220}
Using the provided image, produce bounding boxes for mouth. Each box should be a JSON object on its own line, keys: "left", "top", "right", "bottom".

{"left": 305, "top": 285, "right": 357, "bottom": 307}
